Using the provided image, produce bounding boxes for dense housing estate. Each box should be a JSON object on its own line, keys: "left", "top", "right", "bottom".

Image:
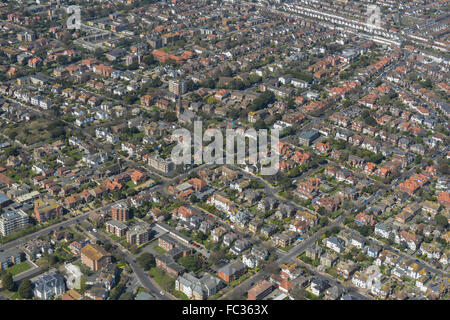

{"left": 0, "top": 0, "right": 447, "bottom": 302}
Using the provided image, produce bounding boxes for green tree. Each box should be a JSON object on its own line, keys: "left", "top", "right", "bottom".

{"left": 249, "top": 91, "right": 275, "bottom": 111}
{"left": 201, "top": 78, "right": 216, "bottom": 89}
{"left": 149, "top": 77, "right": 162, "bottom": 88}
{"left": 317, "top": 207, "right": 327, "bottom": 216}
{"left": 190, "top": 93, "right": 202, "bottom": 102}
{"left": 364, "top": 116, "right": 377, "bottom": 126}
{"left": 414, "top": 155, "right": 422, "bottom": 165}
{"left": 143, "top": 55, "right": 155, "bottom": 66}
{"left": 109, "top": 283, "right": 125, "bottom": 300}
{"left": 319, "top": 217, "right": 329, "bottom": 227}
{"left": 80, "top": 277, "right": 87, "bottom": 294}
{"left": 56, "top": 55, "right": 68, "bottom": 65}
{"left": 264, "top": 261, "right": 280, "bottom": 274}
{"left": 254, "top": 119, "right": 267, "bottom": 130}
{"left": 123, "top": 94, "right": 139, "bottom": 105}
{"left": 420, "top": 78, "right": 432, "bottom": 89}
{"left": 94, "top": 48, "right": 104, "bottom": 59}
{"left": 136, "top": 253, "right": 155, "bottom": 270}
{"left": 104, "top": 243, "right": 112, "bottom": 252}
{"left": 325, "top": 226, "right": 340, "bottom": 237}
{"left": 208, "top": 248, "right": 226, "bottom": 265}
{"left": 287, "top": 97, "right": 295, "bottom": 110}
{"left": 361, "top": 110, "right": 371, "bottom": 119}
{"left": 186, "top": 80, "right": 199, "bottom": 92}
{"left": 438, "top": 160, "right": 449, "bottom": 175}
{"left": 435, "top": 214, "right": 448, "bottom": 228}
{"left": 127, "top": 63, "right": 139, "bottom": 70}
{"left": 164, "top": 111, "right": 177, "bottom": 122}
{"left": 291, "top": 285, "right": 306, "bottom": 300}
{"left": 357, "top": 225, "right": 371, "bottom": 237}
{"left": 206, "top": 96, "right": 218, "bottom": 105}
{"left": 48, "top": 254, "right": 59, "bottom": 266}
{"left": 193, "top": 231, "right": 207, "bottom": 243}
{"left": 250, "top": 180, "right": 263, "bottom": 189}
{"left": 119, "top": 291, "right": 134, "bottom": 300}
{"left": 18, "top": 279, "right": 32, "bottom": 299}
{"left": 177, "top": 255, "right": 202, "bottom": 273}
{"left": 151, "top": 111, "right": 160, "bottom": 122}
{"left": 222, "top": 66, "right": 233, "bottom": 77}
{"left": 2, "top": 272, "right": 15, "bottom": 291}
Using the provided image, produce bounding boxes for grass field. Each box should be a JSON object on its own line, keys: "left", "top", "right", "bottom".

{"left": 136, "top": 286, "right": 146, "bottom": 295}
{"left": 278, "top": 243, "right": 295, "bottom": 252}
{"left": 148, "top": 267, "right": 174, "bottom": 291}
{"left": 148, "top": 268, "right": 191, "bottom": 300}
{"left": 108, "top": 233, "right": 123, "bottom": 242}
{"left": 7, "top": 261, "right": 32, "bottom": 276}
{"left": 172, "top": 290, "right": 190, "bottom": 300}
{"left": 153, "top": 245, "right": 166, "bottom": 254}
{"left": 35, "top": 257, "right": 49, "bottom": 270}
{"left": 126, "top": 180, "right": 136, "bottom": 189}
{"left": 229, "top": 273, "right": 251, "bottom": 288}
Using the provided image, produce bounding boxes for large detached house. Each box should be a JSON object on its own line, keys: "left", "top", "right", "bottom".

{"left": 175, "top": 272, "right": 224, "bottom": 300}
{"left": 33, "top": 272, "right": 66, "bottom": 300}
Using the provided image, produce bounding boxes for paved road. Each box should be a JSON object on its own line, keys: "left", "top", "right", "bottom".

{"left": 367, "top": 234, "right": 449, "bottom": 278}
{"left": 295, "top": 258, "right": 370, "bottom": 300}
{"left": 120, "top": 251, "right": 174, "bottom": 300}
{"left": 2, "top": 37, "right": 445, "bottom": 302}
{"left": 91, "top": 225, "right": 174, "bottom": 300}
{"left": 0, "top": 192, "right": 139, "bottom": 252}
{"left": 12, "top": 263, "right": 42, "bottom": 282}
{"left": 221, "top": 215, "right": 344, "bottom": 299}
{"left": 0, "top": 213, "right": 90, "bottom": 252}
{"left": 222, "top": 151, "right": 400, "bottom": 301}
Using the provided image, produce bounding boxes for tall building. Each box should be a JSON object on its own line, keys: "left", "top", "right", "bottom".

{"left": 147, "top": 37, "right": 163, "bottom": 49}
{"left": 105, "top": 220, "right": 128, "bottom": 237}
{"left": 81, "top": 244, "right": 111, "bottom": 271}
{"left": 0, "top": 249, "right": 22, "bottom": 270}
{"left": 148, "top": 155, "right": 175, "bottom": 174}
{"left": 126, "top": 224, "right": 150, "bottom": 246}
{"left": 33, "top": 197, "right": 62, "bottom": 224}
{"left": 169, "top": 79, "right": 186, "bottom": 96}
{"left": 125, "top": 53, "right": 143, "bottom": 66}
{"left": 0, "top": 210, "right": 28, "bottom": 236}
{"left": 298, "top": 130, "right": 320, "bottom": 146}
{"left": 111, "top": 202, "right": 129, "bottom": 222}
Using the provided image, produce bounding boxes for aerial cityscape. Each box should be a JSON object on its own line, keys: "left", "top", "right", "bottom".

{"left": 0, "top": 0, "right": 448, "bottom": 303}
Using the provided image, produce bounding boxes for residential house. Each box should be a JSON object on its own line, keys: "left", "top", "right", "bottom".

{"left": 33, "top": 272, "right": 65, "bottom": 300}
{"left": 217, "top": 260, "right": 247, "bottom": 283}
{"left": 81, "top": 244, "right": 111, "bottom": 271}
{"left": 175, "top": 272, "right": 224, "bottom": 300}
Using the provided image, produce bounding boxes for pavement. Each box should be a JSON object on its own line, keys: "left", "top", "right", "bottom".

{"left": 92, "top": 224, "right": 174, "bottom": 300}
{"left": 116, "top": 249, "right": 174, "bottom": 300}
{"left": 0, "top": 213, "right": 90, "bottom": 252}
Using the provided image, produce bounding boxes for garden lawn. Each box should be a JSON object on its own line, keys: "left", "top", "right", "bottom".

{"left": 148, "top": 267, "right": 174, "bottom": 290}
{"left": 153, "top": 245, "right": 166, "bottom": 254}
{"left": 172, "top": 290, "right": 190, "bottom": 300}
{"left": 7, "top": 261, "right": 31, "bottom": 276}
{"left": 278, "top": 243, "right": 295, "bottom": 252}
